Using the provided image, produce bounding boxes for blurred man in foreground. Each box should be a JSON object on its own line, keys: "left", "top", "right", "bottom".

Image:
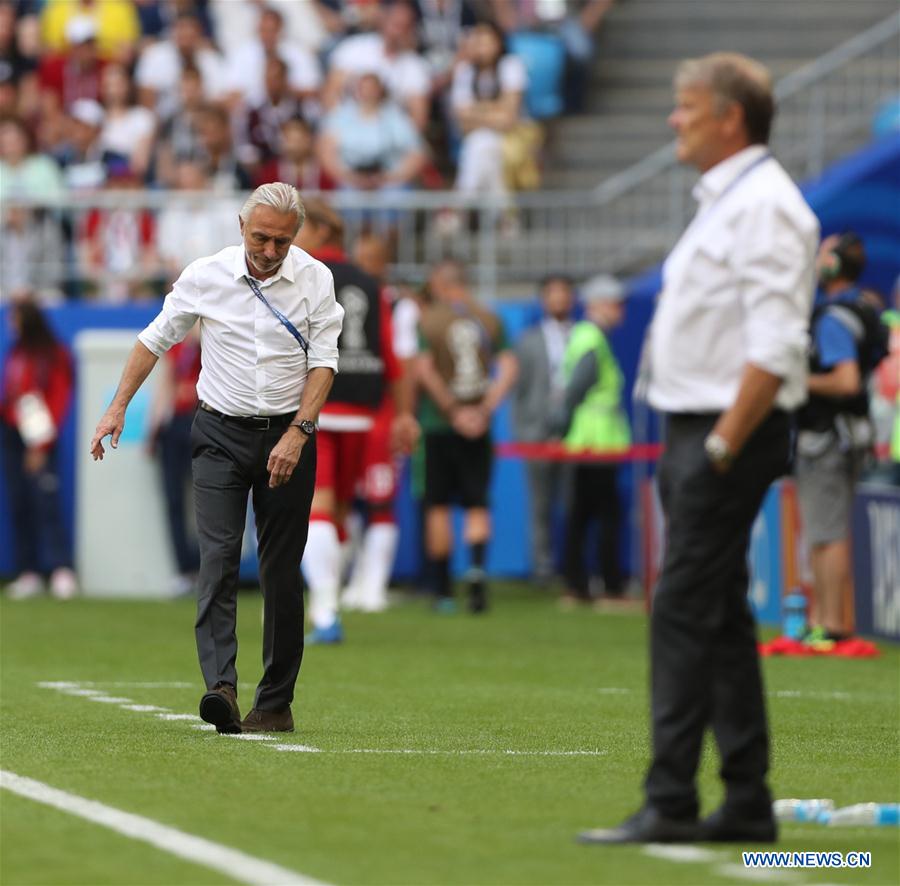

{"left": 580, "top": 53, "right": 818, "bottom": 844}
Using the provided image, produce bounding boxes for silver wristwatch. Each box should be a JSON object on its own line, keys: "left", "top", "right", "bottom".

{"left": 704, "top": 432, "right": 733, "bottom": 467}
{"left": 290, "top": 419, "right": 316, "bottom": 436}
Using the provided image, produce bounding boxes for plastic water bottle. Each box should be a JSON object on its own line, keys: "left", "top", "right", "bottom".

{"left": 773, "top": 798, "right": 834, "bottom": 823}
{"left": 782, "top": 590, "right": 808, "bottom": 640}
{"left": 827, "top": 803, "right": 900, "bottom": 826}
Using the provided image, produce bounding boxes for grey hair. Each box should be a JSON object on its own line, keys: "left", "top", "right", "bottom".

{"left": 239, "top": 182, "right": 306, "bottom": 232}
{"left": 674, "top": 52, "right": 775, "bottom": 144}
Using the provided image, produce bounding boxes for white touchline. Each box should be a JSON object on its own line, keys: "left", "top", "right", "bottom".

{"left": 0, "top": 770, "right": 328, "bottom": 886}
{"left": 642, "top": 845, "right": 725, "bottom": 863}
{"left": 269, "top": 746, "right": 607, "bottom": 757}
{"left": 223, "top": 734, "right": 278, "bottom": 742}
{"left": 272, "top": 745, "right": 323, "bottom": 753}
{"left": 119, "top": 705, "right": 171, "bottom": 713}
{"left": 36, "top": 681, "right": 608, "bottom": 758}
{"left": 715, "top": 862, "right": 802, "bottom": 883}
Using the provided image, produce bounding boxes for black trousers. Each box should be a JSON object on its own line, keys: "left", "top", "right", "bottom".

{"left": 563, "top": 464, "right": 623, "bottom": 596}
{"left": 191, "top": 408, "right": 316, "bottom": 712}
{"left": 644, "top": 411, "right": 790, "bottom": 820}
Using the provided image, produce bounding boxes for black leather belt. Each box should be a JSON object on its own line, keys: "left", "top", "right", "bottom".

{"left": 199, "top": 401, "right": 294, "bottom": 431}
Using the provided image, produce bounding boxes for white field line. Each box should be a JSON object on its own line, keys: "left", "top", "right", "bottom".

{"left": 0, "top": 770, "right": 327, "bottom": 886}
{"left": 715, "top": 862, "right": 803, "bottom": 883}
{"left": 771, "top": 690, "right": 852, "bottom": 701}
{"left": 642, "top": 845, "right": 726, "bottom": 863}
{"left": 642, "top": 846, "right": 806, "bottom": 885}
{"left": 270, "top": 745, "right": 607, "bottom": 757}
{"left": 119, "top": 705, "right": 171, "bottom": 713}
{"left": 38, "top": 681, "right": 195, "bottom": 690}
{"left": 223, "top": 734, "right": 278, "bottom": 742}
{"left": 37, "top": 681, "right": 611, "bottom": 756}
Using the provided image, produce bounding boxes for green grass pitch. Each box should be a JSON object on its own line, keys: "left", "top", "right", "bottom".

{"left": 1, "top": 583, "right": 898, "bottom": 885}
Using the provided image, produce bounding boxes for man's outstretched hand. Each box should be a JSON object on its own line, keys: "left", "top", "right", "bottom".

{"left": 90, "top": 407, "right": 126, "bottom": 461}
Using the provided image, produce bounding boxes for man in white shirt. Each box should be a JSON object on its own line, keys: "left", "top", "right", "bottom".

{"left": 90, "top": 183, "right": 344, "bottom": 736}
{"left": 224, "top": 5, "right": 321, "bottom": 112}
{"left": 580, "top": 53, "right": 818, "bottom": 845}
{"left": 134, "top": 12, "right": 226, "bottom": 120}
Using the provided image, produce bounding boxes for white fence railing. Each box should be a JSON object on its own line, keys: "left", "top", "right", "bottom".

{"left": 2, "top": 13, "right": 898, "bottom": 302}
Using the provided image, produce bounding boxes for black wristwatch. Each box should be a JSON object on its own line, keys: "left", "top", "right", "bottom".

{"left": 290, "top": 419, "right": 316, "bottom": 436}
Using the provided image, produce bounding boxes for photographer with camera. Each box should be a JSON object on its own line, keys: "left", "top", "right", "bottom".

{"left": 795, "top": 232, "right": 889, "bottom": 644}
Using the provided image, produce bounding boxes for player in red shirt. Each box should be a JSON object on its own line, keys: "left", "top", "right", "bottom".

{"left": 293, "top": 199, "right": 417, "bottom": 643}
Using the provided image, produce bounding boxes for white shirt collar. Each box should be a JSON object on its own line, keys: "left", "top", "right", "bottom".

{"left": 232, "top": 248, "right": 296, "bottom": 285}
{"left": 692, "top": 144, "right": 770, "bottom": 208}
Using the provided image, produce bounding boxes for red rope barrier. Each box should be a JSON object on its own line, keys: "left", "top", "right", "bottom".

{"left": 499, "top": 441, "right": 892, "bottom": 464}
{"left": 496, "top": 441, "right": 664, "bottom": 463}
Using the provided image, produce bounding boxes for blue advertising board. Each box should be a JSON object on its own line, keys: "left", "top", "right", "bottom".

{"left": 748, "top": 484, "right": 784, "bottom": 626}
{"left": 852, "top": 484, "right": 900, "bottom": 642}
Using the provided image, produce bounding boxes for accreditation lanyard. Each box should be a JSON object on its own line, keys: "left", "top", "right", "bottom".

{"left": 244, "top": 275, "right": 309, "bottom": 354}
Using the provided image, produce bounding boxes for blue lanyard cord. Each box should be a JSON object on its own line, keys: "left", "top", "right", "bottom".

{"left": 244, "top": 276, "right": 309, "bottom": 354}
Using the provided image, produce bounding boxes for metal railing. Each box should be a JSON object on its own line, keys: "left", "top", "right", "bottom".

{"left": 2, "top": 12, "right": 897, "bottom": 302}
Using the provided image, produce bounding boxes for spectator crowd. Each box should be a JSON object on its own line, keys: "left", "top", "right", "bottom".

{"left": 0, "top": 0, "right": 616, "bottom": 303}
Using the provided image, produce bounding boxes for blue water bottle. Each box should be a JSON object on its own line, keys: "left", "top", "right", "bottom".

{"left": 782, "top": 590, "right": 808, "bottom": 640}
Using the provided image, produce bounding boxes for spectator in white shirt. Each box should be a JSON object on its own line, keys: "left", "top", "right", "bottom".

{"left": 98, "top": 63, "right": 156, "bottom": 180}
{"left": 90, "top": 182, "right": 344, "bottom": 736}
{"left": 134, "top": 11, "right": 226, "bottom": 120}
{"left": 323, "top": 0, "right": 431, "bottom": 132}
{"left": 450, "top": 20, "right": 528, "bottom": 196}
{"left": 580, "top": 53, "right": 818, "bottom": 847}
{"left": 224, "top": 5, "right": 321, "bottom": 114}
{"left": 156, "top": 159, "right": 238, "bottom": 281}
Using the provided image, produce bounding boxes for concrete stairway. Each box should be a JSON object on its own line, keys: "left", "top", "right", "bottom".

{"left": 543, "top": 0, "right": 900, "bottom": 190}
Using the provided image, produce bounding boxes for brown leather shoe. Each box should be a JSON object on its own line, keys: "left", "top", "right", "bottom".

{"left": 199, "top": 682, "right": 241, "bottom": 734}
{"left": 241, "top": 706, "right": 294, "bottom": 733}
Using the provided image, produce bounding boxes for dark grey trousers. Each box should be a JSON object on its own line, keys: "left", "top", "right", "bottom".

{"left": 644, "top": 411, "right": 790, "bottom": 820}
{"left": 191, "top": 408, "right": 316, "bottom": 712}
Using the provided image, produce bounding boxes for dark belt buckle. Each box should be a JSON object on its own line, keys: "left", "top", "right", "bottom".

{"left": 256, "top": 417, "right": 271, "bottom": 431}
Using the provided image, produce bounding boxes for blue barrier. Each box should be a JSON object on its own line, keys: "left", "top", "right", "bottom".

{"left": 852, "top": 484, "right": 900, "bottom": 642}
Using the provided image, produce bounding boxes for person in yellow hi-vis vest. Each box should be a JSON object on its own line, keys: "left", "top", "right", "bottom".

{"left": 553, "top": 274, "right": 630, "bottom": 606}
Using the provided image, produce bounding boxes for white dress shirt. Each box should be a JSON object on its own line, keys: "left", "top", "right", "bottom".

{"left": 139, "top": 245, "right": 344, "bottom": 416}
{"left": 647, "top": 145, "right": 820, "bottom": 413}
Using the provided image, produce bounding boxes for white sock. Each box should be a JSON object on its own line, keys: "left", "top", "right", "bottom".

{"left": 359, "top": 523, "right": 399, "bottom": 610}
{"left": 302, "top": 520, "right": 341, "bottom": 628}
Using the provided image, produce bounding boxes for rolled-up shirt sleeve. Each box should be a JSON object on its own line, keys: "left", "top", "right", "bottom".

{"left": 737, "top": 199, "right": 817, "bottom": 379}
{"left": 138, "top": 263, "right": 201, "bottom": 356}
{"left": 305, "top": 266, "right": 344, "bottom": 372}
